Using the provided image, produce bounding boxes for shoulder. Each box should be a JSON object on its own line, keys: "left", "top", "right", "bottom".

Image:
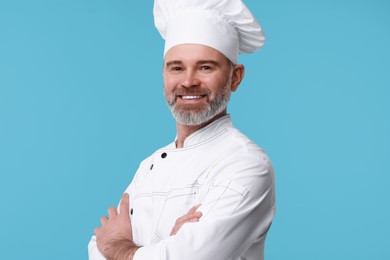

{"left": 212, "top": 127, "right": 274, "bottom": 191}
{"left": 225, "top": 126, "right": 271, "bottom": 165}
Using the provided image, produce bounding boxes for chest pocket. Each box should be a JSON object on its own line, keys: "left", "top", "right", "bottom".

{"left": 153, "top": 185, "right": 199, "bottom": 241}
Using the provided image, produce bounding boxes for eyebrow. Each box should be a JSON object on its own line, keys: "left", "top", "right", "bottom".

{"left": 165, "top": 60, "right": 183, "bottom": 67}
{"left": 197, "top": 60, "right": 221, "bottom": 67}
{"left": 165, "top": 59, "right": 221, "bottom": 68}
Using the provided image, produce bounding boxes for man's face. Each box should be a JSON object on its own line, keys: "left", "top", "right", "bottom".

{"left": 163, "top": 44, "right": 234, "bottom": 126}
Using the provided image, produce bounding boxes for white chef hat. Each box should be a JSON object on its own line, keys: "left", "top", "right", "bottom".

{"left": 153, "top": 0, "right": 265, "bottom": 64}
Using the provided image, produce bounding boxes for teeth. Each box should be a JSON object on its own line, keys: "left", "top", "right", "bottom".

{"left": 182, "top": 95, "right": 202, "bottom": 100}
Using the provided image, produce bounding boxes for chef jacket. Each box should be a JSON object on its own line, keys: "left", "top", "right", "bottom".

{"left": 88, "top": 115, "right": 276, "bottom": 260}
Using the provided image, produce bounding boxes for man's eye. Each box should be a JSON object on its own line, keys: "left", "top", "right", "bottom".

{"left": 170, "top": 66, "right": 183, "bottom": 71}
{"left": 200, "top": 66, "right": 211, "bottom": 70}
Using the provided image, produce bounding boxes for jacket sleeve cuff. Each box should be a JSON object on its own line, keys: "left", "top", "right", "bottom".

{"left": 133, "top": 241, "right": 165, "bottom": 260}
{"left": 88, "top": 235, "right": 106, "bottom": 260}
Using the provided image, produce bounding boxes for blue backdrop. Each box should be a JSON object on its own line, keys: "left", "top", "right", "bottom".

{"left": 1, "top": 0, "right": 389, "bottom": 259}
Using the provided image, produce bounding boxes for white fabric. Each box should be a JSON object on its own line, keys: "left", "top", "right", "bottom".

{"left": 154, "top": 0, "right": 265, "bottom": 64}
{"left": 88, "top": 115, "right": 276, "bottom": 260}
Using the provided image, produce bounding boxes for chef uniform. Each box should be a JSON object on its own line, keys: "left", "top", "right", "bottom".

{"left": 89, "top": 0, "right": 275, "bottom": 259}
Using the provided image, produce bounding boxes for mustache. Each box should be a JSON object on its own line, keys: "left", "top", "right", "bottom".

{"left": 172, "top": 87, "right": 211, "bottom": 96}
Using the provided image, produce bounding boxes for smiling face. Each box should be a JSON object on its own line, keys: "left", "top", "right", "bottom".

{"left": 163, "top": 44, "right": 244, "bottom": 126}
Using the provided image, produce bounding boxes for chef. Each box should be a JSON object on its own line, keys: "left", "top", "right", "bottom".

{"left": 89, "top": 0, "right": 276, "bottom": 259}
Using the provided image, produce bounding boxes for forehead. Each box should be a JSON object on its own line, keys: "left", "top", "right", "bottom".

{"left": 164, "top": 44, "right": 230, "bottom": 65}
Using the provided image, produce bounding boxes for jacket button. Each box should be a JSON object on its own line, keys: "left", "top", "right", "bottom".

{"left": 150, "top": 164, "right": 154, "bottom": 170}
{"left": 130, "top": 208, "right": 133, "bottom": 215}
{"left": 161, "top": 152, "right": 167, "bottom": 159}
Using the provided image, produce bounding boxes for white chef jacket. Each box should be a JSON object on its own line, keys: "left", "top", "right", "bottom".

{"left": 88, "top": 115, "right": 276, "bottom": 260}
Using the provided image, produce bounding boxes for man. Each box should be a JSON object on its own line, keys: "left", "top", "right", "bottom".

{"left": 89, "top": 0, "right": 276, "bottom": 259}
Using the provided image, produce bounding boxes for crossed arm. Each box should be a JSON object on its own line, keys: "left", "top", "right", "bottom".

{"left": 92, "top": 154, "right": 275, "bottom": 260}
{"left": 94, "top": 193, "right": 202, "bottom": 260}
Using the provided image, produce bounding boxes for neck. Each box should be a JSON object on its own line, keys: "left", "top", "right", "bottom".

{"left": 175, "top": 110, "right": 227, "bottom": 148}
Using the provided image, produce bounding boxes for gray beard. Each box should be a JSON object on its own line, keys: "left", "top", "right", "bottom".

{"left": 165, "top": 83, "right": 231, "bottom": 126}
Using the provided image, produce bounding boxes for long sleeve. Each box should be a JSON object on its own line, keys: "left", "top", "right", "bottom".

{"left": 88, "top": 165, "right": 143, "bottom": 260}
{"left": 88, "top": 235, "right": 106, "bottom": 260}
{"left": 134, "top": 152, "right": 276, "bottom": 260}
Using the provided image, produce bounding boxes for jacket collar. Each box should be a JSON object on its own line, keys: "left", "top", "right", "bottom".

{"left": 180, "top": 114, "right": 233, "bottom": 148}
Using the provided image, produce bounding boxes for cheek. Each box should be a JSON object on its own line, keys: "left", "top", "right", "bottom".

{"left": 163, "top": 82, "right": 178, "bottom": 99}
{"left": 163, "top": 85, "right": 172, "bottom": 98}
{"left": 163, "top": 77, "right": 180, "bottom": 92}
{"left": 204, "top": 77, "right": 229, "bottom": 92}
{"left": 163, "top": 83, "right": 173, "bottom": 96}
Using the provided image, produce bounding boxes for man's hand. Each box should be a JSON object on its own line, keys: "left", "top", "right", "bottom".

{"left": 94, "top": 193, "right": 139, "bottom": 260}
{"left": 170, "top": 204, "right": 202, "bottom": 236}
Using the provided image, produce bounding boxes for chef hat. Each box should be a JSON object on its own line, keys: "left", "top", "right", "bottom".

{"left": 153, "top": 0, "right": 265, "bottom": 64}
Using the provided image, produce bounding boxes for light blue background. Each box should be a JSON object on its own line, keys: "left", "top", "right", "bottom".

{"left": 1, "top": 0, "right": 389, "bottom": 259}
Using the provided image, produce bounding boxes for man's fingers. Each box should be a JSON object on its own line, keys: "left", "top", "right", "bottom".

{"left": 119, "top": 193, "right": 130, "bottom": 217}
{"left": 175, "top": 211, "right": 202, "bottom": 225}
{"left": 94, "top": 227, "right": 100, "bottom": 236}
{"left": 100, "top": 216, "right": 108, "bottom": 225}
{"left": 108, "top": 207, "right": 117, "bottom": 218}
{"left": 170, "top": 214, "right": 201, "bottom": 236}
{"left": 188, "top": 204, "right": 201, "bottom": 214}
{"left": 170, "top": 206, "right": 202, "bottom": 236}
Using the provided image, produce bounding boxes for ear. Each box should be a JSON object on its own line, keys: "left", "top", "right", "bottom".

{"left": 231, "top": 64, "right": 245, "bottom": 92}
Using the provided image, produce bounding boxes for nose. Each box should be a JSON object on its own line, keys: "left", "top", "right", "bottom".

{"left": 181, "top": 70, "right": 201, "bottom": 88}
